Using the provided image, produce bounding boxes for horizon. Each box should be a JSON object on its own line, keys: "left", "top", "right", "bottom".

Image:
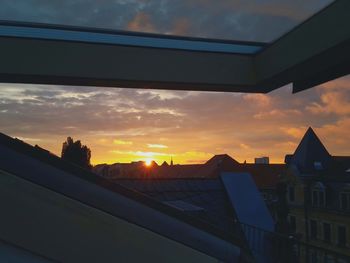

{"left": 1, "top": 0, "right": 348, "bottom": 166}
{"left": 1, "top": 75, "right": 349, "bottom": 165}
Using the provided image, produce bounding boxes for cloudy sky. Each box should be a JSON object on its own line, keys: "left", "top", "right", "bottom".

{"left": 1, "top": 0, "right": 347, "bottom": 165}
{"left": 0, "top": 0, "right": 333, "bottom": 42}
{"left": 1, "top": 75, "right": 349, "bottom": 165}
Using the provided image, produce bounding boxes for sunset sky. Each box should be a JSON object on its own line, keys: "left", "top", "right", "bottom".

{"left": 1, "top": 0, "right": 348, "bottom": 165}
{"left": 1, "top": 76, "right": 349, "bottom": 165}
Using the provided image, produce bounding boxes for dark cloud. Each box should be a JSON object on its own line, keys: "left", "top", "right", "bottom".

{"left": 0, "top": 0, "right": 333, "bottom": 42}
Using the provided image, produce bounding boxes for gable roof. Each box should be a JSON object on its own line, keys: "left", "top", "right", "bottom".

{"left": 195, "top": 154, "right": 240, "bottom": 178}
{"left": 161, "top": 161, "right": 169, "bottom": 167}
{"left": 291, "top": 127, "right": 332, "bottom": 173}
{"left": 205, "top": 154, "right": 240, "bottom": 166}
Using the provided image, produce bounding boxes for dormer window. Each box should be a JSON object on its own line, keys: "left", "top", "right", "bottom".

{"left": 312, "top": 182, "right": 326, "bottom": 208}
{"left": 313, "top": 161, "right": 323, "bottom": 170}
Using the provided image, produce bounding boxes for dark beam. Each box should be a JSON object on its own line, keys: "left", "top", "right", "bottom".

{"left": 255, "top": 0, "right": 350, "bottom": 92}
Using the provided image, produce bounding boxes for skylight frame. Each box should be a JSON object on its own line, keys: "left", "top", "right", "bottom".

{"left": 0, "top": 1, "right": 336, "bottom": 43}
{"left": 0, "top": 21, "right": 266, "bottom": 55}
{"left": 0, "top": 0, "right": 349, "bottom": 93}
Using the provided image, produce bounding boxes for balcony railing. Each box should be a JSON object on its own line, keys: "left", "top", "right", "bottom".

{"left": 239, "top": 222, "right": 350, "bottom": 263}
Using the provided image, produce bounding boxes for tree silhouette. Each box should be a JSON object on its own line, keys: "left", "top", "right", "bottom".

{"left": 61, "top": 137, "right": 92, "bottom": 170}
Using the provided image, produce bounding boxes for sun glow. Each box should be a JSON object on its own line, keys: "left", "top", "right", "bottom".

{"left": 144, "top": 159, "right": 153, "bottom": 167}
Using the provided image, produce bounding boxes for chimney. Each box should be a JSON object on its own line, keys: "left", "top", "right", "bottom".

{"left": 254, "top": 157, "right": 269, "bottom": 164}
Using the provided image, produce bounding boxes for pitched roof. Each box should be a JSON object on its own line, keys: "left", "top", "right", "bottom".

{"left": 291, "top": 127, "right": 332, "bottom": 173}
{"left": 114, "top": 178, "right": 237, "bottom": 235}
{"left": 161, "top": 161, "right": 169, "bottom": 166}
{"left": 94, "top": 154, "right": 283, "bottom": 189}
{"left": 0, "top": 132, "right": 242, "bottom": 260}
{"left": 195, "top": 154, "right": 240, "bottom": 178}
{"left": 205, "top": 154, "right": 240, "bottom": 166}
{"left": 113, "top": 171, "right": 277, "bottom": 263}
{"left": 152, "top": 164, "right": 203, "bottom": 178}
{"left": 231, "top": 164, "right": 284, "bottom": 189}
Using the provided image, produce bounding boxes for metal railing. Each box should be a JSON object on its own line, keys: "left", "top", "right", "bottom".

{"left": 239, "top": 222, "right": 350, "bottom": 263}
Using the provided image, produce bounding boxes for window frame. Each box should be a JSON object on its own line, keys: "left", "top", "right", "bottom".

{"left": 311, "top": 183, "right": 326, "bottom": 208}
{"left": 340, "top": 191, "right": 350, "bottom": 210}
{"left": 310, "top": 219, "right": 318, "bottom": 240}
{"left": 337, "top": 225, "right": 347, "bottom": 247}
{"left": 289, "top": 215, "right": 297, "bottom": 233}
{"left": 322, "top": 222, "right": 332, "bottom": 243}
{"left": 288, "top": 185, "right": 295, "bottom": 203}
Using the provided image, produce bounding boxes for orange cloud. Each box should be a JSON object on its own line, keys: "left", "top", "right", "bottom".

{"left": 127, "top": 12, "right": 156, "bottom": 32}
{"left": 1, "top": 75, "right": 350, "bottom": 166}
{"left": 281, "top": 127, "right": 308, "bottom": 139}
{"left": 113, "top": 140, "right": 133, "bottom": 145}
{"left": 243, "top": 94, "right": 271, "bottom": 107}
{"left": 147, "top": 144, "right": 168, "bottom": 149}
{"left": 316, "top": 118, "right": 350, "bottom": 154}
{"left": 307, "top": 76, "right": 350, "bottom": 115}
{"left": 172, "top": 18, "right": 191, "bottom": 35}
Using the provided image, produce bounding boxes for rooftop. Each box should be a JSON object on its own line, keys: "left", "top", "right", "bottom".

{"left": 287, "top": 127, "right": 350, "bottom": 177}
{"left": 94, "top": 154, "right": 284, "bottom": 189}
{"left": 0, "top": 132, "right": 242, "bottom": 261}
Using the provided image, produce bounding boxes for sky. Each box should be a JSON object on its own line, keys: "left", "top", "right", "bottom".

{"left": 0, "top": 0, "right": 333, "bottom": 42}
{"left": 1, "top": 76, "right": 350, "bottom": 165}
{"left": 0, "top": 0, "right": 347, "bottom": 165}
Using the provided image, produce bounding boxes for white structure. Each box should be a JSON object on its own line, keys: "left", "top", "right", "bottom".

{"left": 255, "top": 157, "right": 270, "bottom": 164}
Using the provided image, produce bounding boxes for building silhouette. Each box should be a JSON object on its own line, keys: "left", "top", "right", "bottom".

{"left": 285, "top": 127, "right": 350, "bottom": 260}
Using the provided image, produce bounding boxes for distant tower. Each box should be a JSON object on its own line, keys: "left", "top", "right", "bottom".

{"left": 170, "top": 157, "right": 173, "bottom": 166}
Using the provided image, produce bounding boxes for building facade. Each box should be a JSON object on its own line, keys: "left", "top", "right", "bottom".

{"left": 285, "top": 128, "right": 350, "bottom": 262}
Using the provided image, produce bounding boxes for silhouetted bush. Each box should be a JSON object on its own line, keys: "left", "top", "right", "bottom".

{"left": 61, "top": 137, "right": 92, "bottom": 170}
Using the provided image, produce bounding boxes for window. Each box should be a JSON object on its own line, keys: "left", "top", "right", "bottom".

{"left": 310, "top": 220, "right": 318, "bottom": 239}
{"left": 309, "top": 250, "right": 318, "bottom": 263}
{"left": 337, "top": 226, "right": 347, "bottom": 247}
{"left": 313, "top": 161, "right": 323, "bottom": 170}
{"left": 323, "top": 223, "right": 331, "bottom": 243}
{"left": 312, "top": 190, "right": 325, "bottom": 207}
{"left": 340, "top": 192, "right": 350, "bottom": 210}
{"left": 288, "top": 185, "right": 295, "bottom": 202}
{"left": 289, "top": 215, "right": 296, "bottom": 233}
{"left": 312, "top": 183, "right": 326, "bottom": 208}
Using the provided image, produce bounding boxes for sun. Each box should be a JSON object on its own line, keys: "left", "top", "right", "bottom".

{"left": 144, "top": 159, "right": 152, "bottom": 167}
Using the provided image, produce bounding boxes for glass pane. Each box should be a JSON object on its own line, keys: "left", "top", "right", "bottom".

{"left": 337, "top": 226, "right": 346, "bottom": 246}
{"left": 320, "top": 192, "right": 325, "bottom": 207}
{"left": 312, "top": 191, "right": 318, "bottom": 206}
{"left": 0, "top": 24, "right": 264, "bottom": 54}
{"left": 310, "top": 220, "right": 317, "bottom": 239}
{"left": 0, "top": 0, "right": 335, "bottom": 42}
{"left": 340, "top": 193, "right": 347, "bottom": 210}
{"left": 323, "top": 223, "right": 331, "bottom": 242}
